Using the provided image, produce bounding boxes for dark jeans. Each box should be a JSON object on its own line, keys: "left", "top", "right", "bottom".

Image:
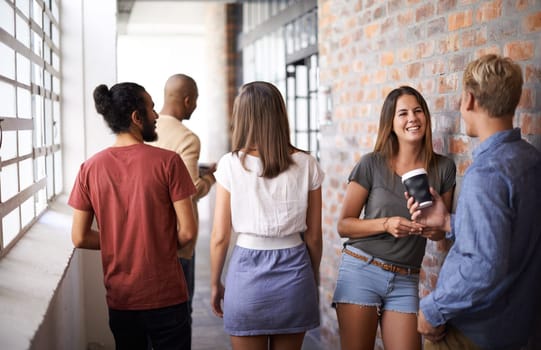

{"left": 109, "top": 302, "right": 191, "bottom": 350}
{"left": 180, "top": 254, "right": 195, "bottom": 315}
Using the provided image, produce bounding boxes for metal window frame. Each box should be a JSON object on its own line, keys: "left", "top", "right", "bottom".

{"left": 0, "top": 0, "right": 61, "bottom": 258}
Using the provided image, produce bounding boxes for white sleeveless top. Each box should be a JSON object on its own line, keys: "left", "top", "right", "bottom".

{"left": 214, "top": 151, "right": 324, "bottom": 238}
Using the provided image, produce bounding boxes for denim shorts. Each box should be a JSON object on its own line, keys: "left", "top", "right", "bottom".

{"left": 332, "top": 245, "right": 420, "bottom": 314}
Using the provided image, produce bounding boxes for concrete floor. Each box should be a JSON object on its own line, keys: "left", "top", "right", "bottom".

{"left": 191, "top": 220, "right": 324, "bottom": 350}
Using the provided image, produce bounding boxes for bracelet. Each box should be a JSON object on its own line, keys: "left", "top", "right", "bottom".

{"left": 382, "top": 217, "right": 390, "bottom": 232}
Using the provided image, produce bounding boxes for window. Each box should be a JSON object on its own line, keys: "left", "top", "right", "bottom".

{"left": 0, "top": 0, "right": 62, "bottom": 257}
{"left": 239, "top": 0, "right": 320, "bottom": 158}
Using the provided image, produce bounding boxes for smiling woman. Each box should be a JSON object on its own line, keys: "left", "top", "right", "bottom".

{"left": 332, "top": 86, "right": 457, "bottom": 350}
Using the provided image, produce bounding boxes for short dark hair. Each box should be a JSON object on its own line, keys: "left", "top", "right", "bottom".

{"left": 93, "top": 82, "right": 147, "bottom": 133}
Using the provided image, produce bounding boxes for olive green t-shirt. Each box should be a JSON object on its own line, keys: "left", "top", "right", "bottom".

{"left": 345, "top": 152, "right": 456, "bottom": 267}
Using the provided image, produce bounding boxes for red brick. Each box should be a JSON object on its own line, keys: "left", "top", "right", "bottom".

{"left": 521, "top": 113, "right": 541, "bottom": 134}
{"left": 416, "top": 3, "right": 435, "bottom": 22}
{"left": 407, "top": 62, "right": 422, "bottom": 79}
{"left": 518, "top": 88, "right": 533, "bottom": 109}
{"left": 364, "top": 23, "right": 380, "bottom": 38}
{"left": 373, "top": 69, "right": 387, "bottom": 84}
{"left": 525, "top": 65, "right": 541, "bottom": 83}
{"left": 450, "top": 135, "right": 469, "bottom": 154}
{"left": 438, "top": 74, "right": 458, "bottom": 94}
{"left": 417, "top": 40, "right": 435, "bottom": 58}
{"left": 399, "top": 47, "right": 415, "bottom": 62}
{"left": 475, "top": 46, "right": 500, "bottom": 58}
{"left": 505, "top": 41, "right": 534, "bottom": 61}
{"left": 398, "top": 9, "right": 414, "bottom": 26}
{"left": 434, "top": 96, "right": 446, "bottom": 111}
{"left": 448, "top": 10, "right": 473, "bottom": 31}
{"left": 516, "top": 0, "right": 529, "bottom": 11}
{"left": 525, "top": 12, "right": 541, "bottom": 32}
{"left": 439, "top": 33, "right": 460, "bottom": 53}
{"left": 381, "top": 51, "right": 395, "bottom": 66}
{"left": 475, "top": 0, "right": 502, "bottom": 23}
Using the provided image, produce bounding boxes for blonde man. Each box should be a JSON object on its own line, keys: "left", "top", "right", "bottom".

{"left": 409, "top": 54, "right": 541, "bottom": 349}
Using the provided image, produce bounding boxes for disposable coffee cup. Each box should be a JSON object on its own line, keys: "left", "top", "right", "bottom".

{"left": 402, "top": 168, "right": 433, "bottom": 209}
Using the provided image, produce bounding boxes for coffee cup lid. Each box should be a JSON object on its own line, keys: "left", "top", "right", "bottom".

{"left": 401, "top": 168, "right": 427, "bottom": 183}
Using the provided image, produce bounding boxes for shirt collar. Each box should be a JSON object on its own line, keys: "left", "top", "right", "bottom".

{"left": 472, "top": 128, "right": 521, "bottom": 159}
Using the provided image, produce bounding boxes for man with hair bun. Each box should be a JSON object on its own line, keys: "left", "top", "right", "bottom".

{"left": 408, "top": 54, "right": 541, "bottom": 350}
{"left": 69, "top": 82, "right": 197, "bottom": 349}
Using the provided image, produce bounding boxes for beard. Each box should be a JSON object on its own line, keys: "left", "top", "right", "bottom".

{"left": 141, "top": 113, "right": 157, "bottom": 142}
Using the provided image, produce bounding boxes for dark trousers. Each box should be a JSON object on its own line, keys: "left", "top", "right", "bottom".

{"left": 180, "top": 254, "right": 195, "bottom": 315}
{"left": 109, "top": 302, "right": 191, "bottom": 350}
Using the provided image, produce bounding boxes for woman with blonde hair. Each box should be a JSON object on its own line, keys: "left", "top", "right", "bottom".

{"left": 210, "top": 81, "right": 324, "bottom": 350}
{"left": 333, "top": 86, "right": 456, "bottom": 350}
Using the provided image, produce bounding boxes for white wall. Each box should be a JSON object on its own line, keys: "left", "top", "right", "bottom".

{"left": 61, "top": 0, "right": 118, "bottom": 348}
{"left": 117, "top": 1, "right": 219, "bottom": 221}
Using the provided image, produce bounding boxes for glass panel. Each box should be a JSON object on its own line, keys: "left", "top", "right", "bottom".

{"left": 16, "top": 14, "right": 30, "bottom": 47}
{"left": 52, "top": 75, "right": 60, "bottom": 94}
{"left": 35, "top": 156, "right": 45, "bottom": 191}
{"left": 308, "top": 10, "right": 317, "bottom": 46}
{"left": 34, "top": 94, "right": 44, "bottom": 146}
{"left": 46, "top": 153, "right": 53, "bottom": 198}
{"left": 0, "top": 81, "right": 16, "bottom": 117}
{"left": 0, "top": 1, "right": 14, "bottom": 35}
{"left": 310, "top": 92, "right": 318, "bottom": 129}
{"left": 44, "top": 70, "right": 51, "bottom": 91}
{"left": 276, "top": 28, "right": 285, "bottom": 81}
{"left": 18, "top": 129, "right": 32, "bottom": 156}
{"left": 17, "top": 87, "right": 32, "bottom": 118}
{"left": 35, "top": 187, "right": 47, "bottom": 214}
{"left": 32, "top": 30, "right": 42, "bottom": 56}
{"left": 309, "top": 56, "right": 318, "bottom": 91}
{"left": 44, "top": 98, "right": 52, "bottom": 145}
{"left": 1, "top": 163, "right": 19, "bottom": 201}
{"left": 285, "top": 22, "right": 294, "bottom": 55}
{"left": 0, "top": 131, "right": 17, "bottom": 160}
{"left": 43, "top": 13, "right": 50, "bottom": 37}
{"left": 0, "top": 43, "right": 15, "bottom": 79}
{"left": 300, "top": 13, "right": 309, "bottom": 49}
{"left": 3, "top": 208, "right": 20, "bottom": 247}
{"left": 296, "top": 65, "right": 308, "bottom": 97}
{"left": 32, "top": 0, "right": 42, "bottom": 24}
{"left": 33, "top": 62, "right": 43, "bottom": 86}
{"left": 21, "top": 196, "right": 34, "bottom": 228}
{"left": 43, "top": 44, "right": 51, "bottom": 65}
{"left": 296, "top": 131, "right": 309, "bottom": 151}
{"left": 52, "top": 52, "right": 59, "bottom": 71}
{"left": 16, "top": 53, "right": 31, "bottom": 85}
{"left": 296, "top": 97, "right": 308, "bottom": 131}
{"left": 19, "top": 158, "right": 33, "bottom": 190}
{"left": 52, "top": 0, "right": 59, "bottom": 19}
{"left": 293, "top": 18, "right": 301, "bottom": 52}
{"left": 53, "top": 100, "right": 60, "bottom": 143}
{"left": 18, "top": 0, "right": 30, "bottom": 18}
{"left": 54, "top": 150, "right": 62, "bottom": 195}
{"left": 52, "top": 23, "right": 59, "bottom": 46}
{"left": 310, "top": 132, "right": 318, "bottom": 158}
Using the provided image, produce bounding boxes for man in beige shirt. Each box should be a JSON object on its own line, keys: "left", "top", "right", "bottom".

{"left": 150, "top": 74, "right": 216, "bottom": 332}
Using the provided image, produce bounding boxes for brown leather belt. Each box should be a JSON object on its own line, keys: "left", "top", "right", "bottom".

{"left": 343, "top": 248, "right": 420, "bottom": 275}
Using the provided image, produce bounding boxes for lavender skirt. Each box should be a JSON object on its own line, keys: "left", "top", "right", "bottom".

{"left": 223, "top": 243, "right": 320, "bottom": 336}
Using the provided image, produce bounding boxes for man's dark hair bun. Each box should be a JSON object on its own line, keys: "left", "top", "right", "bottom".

{"left": 93, "top": 84, "right": 114, "bottom": 115}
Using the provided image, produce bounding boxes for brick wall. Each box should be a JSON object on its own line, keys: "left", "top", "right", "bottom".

{"left": 317, "top": 0, "right": 541, "bottom": 348}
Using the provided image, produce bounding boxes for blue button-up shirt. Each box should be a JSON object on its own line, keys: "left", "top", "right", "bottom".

{"left": 420, "top": 128, "right": 541, "bottom": 349}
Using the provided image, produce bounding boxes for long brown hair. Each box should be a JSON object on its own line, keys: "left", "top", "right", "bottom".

{"left": 231, "top": 81, "right": 298, "bottom": 178}
{"left": 373, "top": 86, "right": 436, "bottom": 172}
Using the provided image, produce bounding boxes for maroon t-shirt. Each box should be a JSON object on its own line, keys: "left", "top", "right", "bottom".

{"left": 69, "top": 143, "right": 196, "bottom": 310}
